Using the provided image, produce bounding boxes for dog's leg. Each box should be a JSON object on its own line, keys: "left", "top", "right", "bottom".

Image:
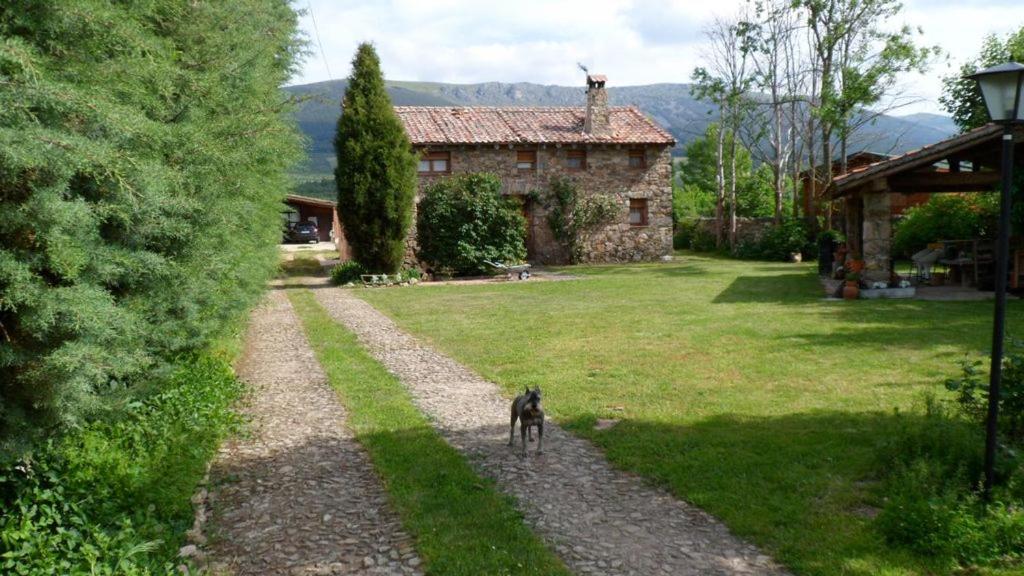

{"left": 508, "top": 410, "right": 518, "bottom": 447}
{"left": 528, "top": 424, "right": 534, "bottom": 442}
{"left": 536, "top": 419, "right": 544, "bottom": 455}
{"left": 520, "top": 421, "right": 528, "bottom": 457}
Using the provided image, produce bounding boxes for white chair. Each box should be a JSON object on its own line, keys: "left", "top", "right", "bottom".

{"left": 911, "top": 248, "right": 943, "bottom": 281}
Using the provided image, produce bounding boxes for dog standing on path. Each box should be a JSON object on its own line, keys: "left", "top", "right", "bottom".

{"left": 509, "top": 387, "right": 544, "bottom": 457}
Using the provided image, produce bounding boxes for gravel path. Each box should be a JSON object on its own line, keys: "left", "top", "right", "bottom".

{"left": 312, "top": 282, "right": 790, "bottom": 576}
{"left": 206, "top": 289, "right": 423, "bottom": 576}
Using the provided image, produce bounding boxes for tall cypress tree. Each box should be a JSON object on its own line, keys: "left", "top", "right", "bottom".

{"left": 334, "top": 43, "right": 417, "bottom": 273}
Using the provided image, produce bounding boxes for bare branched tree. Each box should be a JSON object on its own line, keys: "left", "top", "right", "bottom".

{"left": 693, "top": 13, "right": 755, "bottom": 250}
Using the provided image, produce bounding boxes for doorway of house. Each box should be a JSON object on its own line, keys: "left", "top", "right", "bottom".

{"left": 520, "top": 197, "right": 541, "bottom": 262}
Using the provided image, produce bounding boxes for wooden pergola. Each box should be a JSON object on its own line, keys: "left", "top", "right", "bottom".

{"left": 830, "top": 123, "right": 1024, "bottom": 281}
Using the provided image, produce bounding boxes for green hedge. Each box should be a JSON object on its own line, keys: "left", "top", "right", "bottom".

{"left": 0, "top": 1, "right": 302, "bottom": 449}
{"left": 0, "top": 354, "right": 243, "bottom": 574}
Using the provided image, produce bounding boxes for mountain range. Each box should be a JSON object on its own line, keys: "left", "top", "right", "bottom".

{"left": 285, "top": 79, "right": 958, "bottom": 178}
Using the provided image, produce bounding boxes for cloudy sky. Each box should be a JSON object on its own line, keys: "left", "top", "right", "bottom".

{"left": 292, "top": 0, "right": 1024, "bottom": 116}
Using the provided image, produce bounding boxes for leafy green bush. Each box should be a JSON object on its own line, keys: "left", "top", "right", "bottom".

{"left": 673, "top": 219, "right": 695, "bottom": 250}
{"left": 874, "top": 381, "right": 1024, "bottom": 569}
{"left": 877, "top": 456, "right": 1024, "bottom": 567}
{"left": 734, "top": 219, "right": 812, "bottom": 261}
{"left": 892, "top": 194, "right": 997, "bottom": 258}
{"left": 673, "top": 219, "right": 718, "bottom": 252}
{"left": 817, "top": 229, "right": 846, "bottom": 245}
{"left": 945, "top": 339, "right": 1024, "bottom": 443}
{"left": 400, "top": 267, "right": 422, "bottom": 281}
{"left": 416, "top": 173, "right": 526, "bottom": 276}
{"left": 0, "top": 1, "right": 302, "bottom": 451}
{"left": 330, "top": 261, "right": 367, "bottom": 285}
{"left": 1, "top": 354, "right": 242, "bottom": 574}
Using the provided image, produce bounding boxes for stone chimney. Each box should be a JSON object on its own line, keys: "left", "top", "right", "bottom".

{"left": 584, "top": 74, "right": 611, "bottom": 136}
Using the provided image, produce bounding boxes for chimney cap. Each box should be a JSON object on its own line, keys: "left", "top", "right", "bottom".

{"left": 587, "top": 74, "right": 607, "bottom": 87}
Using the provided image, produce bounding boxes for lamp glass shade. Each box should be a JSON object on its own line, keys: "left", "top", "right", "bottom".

{"left": 970, "top": 63, "right": 1024, "bottom": 122}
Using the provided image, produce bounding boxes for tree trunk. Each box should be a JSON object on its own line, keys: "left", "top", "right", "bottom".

{"left": 715, "top": 122, "right": 726, "bottom": 249}
{"left": 818, "top": 124, "right": 832, "bottom": 235}
{"left": 806, "top": 116, "right": 817, "bottom": 230}
{"left": 728, "top": 124, "right": 739, "bottom": 251}
{"left": 773, "top": 100, "right": 785, "bottom": 223}
{"left": 790, "top": 101, "right": 801, "bottom": 221}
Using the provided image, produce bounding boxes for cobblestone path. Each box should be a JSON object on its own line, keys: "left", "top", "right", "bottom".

{"left": 206, "top": 289, "right": 423, "bottom": 575}
{"left": 313, "top": 283, "right": 790, "bottom": 576}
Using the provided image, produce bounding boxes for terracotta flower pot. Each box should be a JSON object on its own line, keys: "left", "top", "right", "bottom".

{"left": 843, "top": 280, "right": 860, "bottom": 300}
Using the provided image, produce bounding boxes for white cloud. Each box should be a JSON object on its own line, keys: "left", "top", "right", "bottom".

{"left": 293, "top": 0, "right": 1024, "bottom": 114}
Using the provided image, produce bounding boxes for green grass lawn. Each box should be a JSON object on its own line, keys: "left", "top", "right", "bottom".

{"left": 356, "top": 252, "right": 1023, "bottom": 576}
{"left": 288, "top": 289, "right": 571, "bottom": 576}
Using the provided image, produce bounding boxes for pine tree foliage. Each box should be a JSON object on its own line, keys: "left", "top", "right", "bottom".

{"left": 0, "top": 1, "right": 303, "bottom": 451}
{"left": 334, "top": 43, "right": 417, "bottom": 274}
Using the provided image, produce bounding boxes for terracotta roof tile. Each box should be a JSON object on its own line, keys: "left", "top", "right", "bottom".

{"left": 394, "top": 106, "right": 675, "bottom": 146}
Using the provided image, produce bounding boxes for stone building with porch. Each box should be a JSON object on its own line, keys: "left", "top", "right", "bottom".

{"left": 393, "top": 75, "right": 676, "bottom": 264}
{"left": 831, "top": 123, "right": 1024, "bottom": 282}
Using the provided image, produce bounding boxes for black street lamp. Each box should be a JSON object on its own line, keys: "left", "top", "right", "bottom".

{"left": 967, "top": 61, "right": 1024, "bottom": 498}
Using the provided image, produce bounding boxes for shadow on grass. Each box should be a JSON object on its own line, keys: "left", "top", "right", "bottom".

{"left": 712, "top": 273, "right": 822, "bottom": 304}
{"left": 563, "top": 261, "right": 713, "bottom": 278}
{"left": 559, "top": 409, "right": 964, "bottom": 576}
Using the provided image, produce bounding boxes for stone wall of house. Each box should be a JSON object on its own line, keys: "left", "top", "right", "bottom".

{"left": 410, "top": 144, "right": 673, "bottom": 266}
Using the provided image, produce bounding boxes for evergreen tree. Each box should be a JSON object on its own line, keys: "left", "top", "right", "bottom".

{"left": 0, "top": 0, "right": 303, "bottom": 451}
{"left": 334, "top": 43, "right": 417, "bottom": 273}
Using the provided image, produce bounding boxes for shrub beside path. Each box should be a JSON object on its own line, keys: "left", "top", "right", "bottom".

{"left": 206, "top": 289, "right": 423, "bottom": 575}
{"left": 312, "top": 281, "right": 790, "bottom": 576}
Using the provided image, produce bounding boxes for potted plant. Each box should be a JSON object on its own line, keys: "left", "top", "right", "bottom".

{"left": 843, "top": 272, "right": 861, "bottom": 300}
{"left": 846, "top": 254, "right": 865, "bottom": 274}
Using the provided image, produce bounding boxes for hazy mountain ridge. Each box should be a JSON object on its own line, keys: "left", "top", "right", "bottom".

{"left": 286, "top": 79, "right": 956, "bottom": 175}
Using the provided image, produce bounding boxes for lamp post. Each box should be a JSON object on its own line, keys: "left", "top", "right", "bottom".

{"left": 967, "top": 62, "right": 1024, "bottom": 498}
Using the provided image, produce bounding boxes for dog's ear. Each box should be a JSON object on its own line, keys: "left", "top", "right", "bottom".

{"left": 524, "top": 385, "right": 530, "bottom": 394}
{"left": 534, "top": 386, "right": 541, "bottom": 395}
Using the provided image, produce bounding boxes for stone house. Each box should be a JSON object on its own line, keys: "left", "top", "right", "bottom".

{"left": 393, "top": 75, "right": 676, "bottom": 264}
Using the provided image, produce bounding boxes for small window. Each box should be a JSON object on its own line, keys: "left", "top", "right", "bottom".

{"left": 628, "top": 149, "right": 646, "bottom": 169}
{"left": 516, "top": 150, "right": 536, "bottom": 171}
{"left": 629, "top": 198, "right": 649, "bottom": 226}
{"left": 566, "top": 150, "right": 586, "bottom": 170}
{"left": 418, "top": 151, "right": 450, "bottom": 174}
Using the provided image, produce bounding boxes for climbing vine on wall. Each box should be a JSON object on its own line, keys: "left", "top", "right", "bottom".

{"left": 534, "top": 176, "right": 620, "bottom": 263}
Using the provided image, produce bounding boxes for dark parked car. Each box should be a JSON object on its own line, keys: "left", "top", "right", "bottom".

{"left": 284, "top": 221, "right": 319, "bottom": 243}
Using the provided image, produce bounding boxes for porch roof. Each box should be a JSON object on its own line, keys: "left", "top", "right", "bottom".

{"left": 830, "top": 124, "right": 1015, "bottom": 197}
{"left": 286, "top": 194, "right": 336, "bottom": 209}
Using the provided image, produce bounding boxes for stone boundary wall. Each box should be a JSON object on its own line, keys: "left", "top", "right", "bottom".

{"left": 690, "top": 217, "right": 776, "bottom": 245}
